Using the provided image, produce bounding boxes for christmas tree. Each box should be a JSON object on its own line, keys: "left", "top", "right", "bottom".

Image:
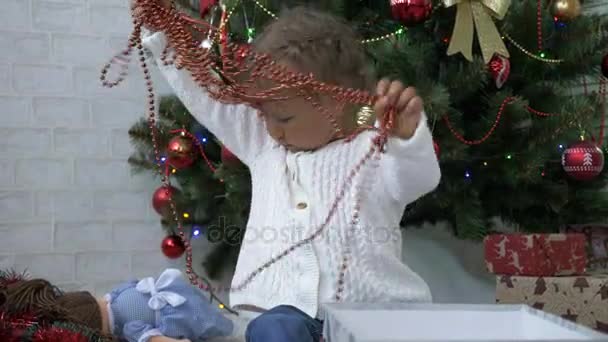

{"left": 128, "top": 0, "right": 608, "bottom": 279}
{"left": 129, "top": 95, "right": 250, "bottom": 278}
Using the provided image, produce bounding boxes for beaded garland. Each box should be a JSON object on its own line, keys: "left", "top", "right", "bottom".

{"left": 101, "top": 0, "right": 397, "bottom": 314}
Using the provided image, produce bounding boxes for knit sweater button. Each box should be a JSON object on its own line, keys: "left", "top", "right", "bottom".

{"left": 296, "top": 202, "right": 308, "bottom": 210}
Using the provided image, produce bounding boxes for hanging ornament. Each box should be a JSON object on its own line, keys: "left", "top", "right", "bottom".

{"left": 433, "top": 140, "right": 440, "bottom": 158}
{"left": 550, "top": 0, "right": 581, "bottom": 21}
{"left": 167, "top": 135, "right": 195, "bottom": 169}
{"left": 390, "top": 0, "right": 433, "bottom": 27}
{"left": 152, "top": 185, "right": 179, "bottom": 216}
{"left": 561, "top": 141, "right": 605, "bottom": 181}
{"left": 601, "top": 54, "right": 608, "bottom": 78}
{"left": 443, "top": 0, "right": 511, "bottom": 63}
{"left": 161, "top": 235, "right": 186, "bottom": 259}
{"left": 221, "top": 145, "right": 241, "bottom": 167}
{"left": 488, "top": 54, "right": 510, "bottom": 88}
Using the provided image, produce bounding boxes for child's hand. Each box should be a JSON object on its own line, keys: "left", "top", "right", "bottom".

{"left": 373, "top": 78, "right": 423, "bottom": 139}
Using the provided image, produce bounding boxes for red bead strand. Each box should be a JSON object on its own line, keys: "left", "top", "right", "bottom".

{"left": 537, "top": 0, "right": 543, "bottom": 52}
{"left": 443, "top": 97, "right": 562, "bottom": 145}
{"left": 443, "top": 97, "right": 514, "bottom": 145}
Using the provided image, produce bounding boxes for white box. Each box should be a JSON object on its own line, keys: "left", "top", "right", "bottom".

{"left": 321, "top": 303, "right": 608, "bottom": 342}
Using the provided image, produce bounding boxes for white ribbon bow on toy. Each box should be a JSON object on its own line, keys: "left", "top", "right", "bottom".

{"left": 136, "top": 268, "right": 187, "bottom": 310}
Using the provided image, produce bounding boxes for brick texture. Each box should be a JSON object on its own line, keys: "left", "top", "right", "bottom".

{"left": 0, "top": 64, "right": 11, "bottom": 93}
{"left": 0, "top": 31, "right": 50, "bottom": 64}
{"left": 0, "top": 0, "right": 172, "bottom": 295}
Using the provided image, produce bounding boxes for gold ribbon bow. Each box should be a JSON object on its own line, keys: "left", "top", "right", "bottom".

{"left": 444, "top": 0, "right": 511, "bottom": 63}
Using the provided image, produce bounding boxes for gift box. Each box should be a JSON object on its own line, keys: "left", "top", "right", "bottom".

{"left": 484, "top": 233, "right": 587, "bottom": 276}
{"left": 496, "top": 275, "right": 608, "bottom": 333}
{"left": 563, "top": 224, "right": 608, "bottom": 272}
{"left": 320, "top": 302, "right": 607, "bottom": 341}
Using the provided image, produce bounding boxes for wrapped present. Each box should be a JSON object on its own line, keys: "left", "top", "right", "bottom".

{"left": 484, "top": 233, "right": 587, "bottom": 276}
{"left": 563, "top": 224, "right": 608, "bottom": 272}
{"left": 496, "top": 275, "right": 608, "bottom": 333}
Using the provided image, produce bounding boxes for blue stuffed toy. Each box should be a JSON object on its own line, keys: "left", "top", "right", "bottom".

{"left": 103, "top": 268, "right": 233, "bottom": 342}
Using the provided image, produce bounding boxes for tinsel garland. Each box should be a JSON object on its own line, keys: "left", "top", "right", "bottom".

{"left": 0, "top": 312, "right": 113, "bottom": 342}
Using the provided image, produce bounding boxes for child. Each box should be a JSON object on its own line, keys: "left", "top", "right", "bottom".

{"left": 134, "top": 2, "right": 441, "bottom": 341}
{"left": 0, "top": 268, "right": 233, "bottom": 342}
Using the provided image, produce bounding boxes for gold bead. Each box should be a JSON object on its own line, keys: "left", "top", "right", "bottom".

{"left": 356, "top": 106, "right": 375, "bottom": 127}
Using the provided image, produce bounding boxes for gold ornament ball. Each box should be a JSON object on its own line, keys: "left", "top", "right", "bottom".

{"left": 550, "top": 0, "right": 581, "bottom": 21}
{"left": 356, "top": 106, "right": 375, "bottom": 127}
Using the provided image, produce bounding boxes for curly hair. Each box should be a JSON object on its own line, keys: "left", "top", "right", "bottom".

{"left": 252, "top": 6, "right": 376, "bottom": 92}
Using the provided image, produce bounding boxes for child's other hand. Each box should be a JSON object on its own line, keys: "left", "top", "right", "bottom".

{"left": 373, "top": 78, "right": 423, "bottom": 139}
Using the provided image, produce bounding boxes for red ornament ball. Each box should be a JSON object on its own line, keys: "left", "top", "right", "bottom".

{"left": 221, "top": 145, "right": 241, "bottom": 167}
{"left": 561, "top": 141, "right": 605, "bottom": 181}
{"left": 390, "top": 0, "right": 433, "bottom": 27}
{"left": 602, "top": 54, "right": 608, "bottom": 78}
{"left": 152, "top": 185, "right": 179, "bottom": 216}
{"left": 161, "top": 235, "right": 186, "bottom": 259}
{"left": 488, "top": 55, "right": 510, "bottom": 89}
{"left": 433, "top": 140, "right": 440, "bottom": 158}
{"left": 167, "top": 136, "right": 195, "bottom": 169}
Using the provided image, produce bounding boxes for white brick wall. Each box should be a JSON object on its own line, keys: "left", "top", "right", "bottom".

{"left": 0, "top": 0, "right": 181, "bottom": 295}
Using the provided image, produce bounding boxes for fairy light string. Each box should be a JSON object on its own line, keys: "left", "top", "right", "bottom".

{"left": 213, "top": 1, "right": 563, "bottom": 61}
{"left": 192, "top": 0, "right": 406, "bottom": 46}
{"left": 502, "top": 33, "right": 563, "bottom": 64}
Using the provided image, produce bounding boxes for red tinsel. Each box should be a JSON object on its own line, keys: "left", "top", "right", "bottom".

{"left": 0, "top": 311, "right": 40, "bottom": 342}
{"left": 0, "top": 269, "right": 27, "bottom": 288}
{"left": 32, "top": 326, "right": 91, "bottom": 342}
{"left": 0, "top": 313, "right": 105, "bottom": 342}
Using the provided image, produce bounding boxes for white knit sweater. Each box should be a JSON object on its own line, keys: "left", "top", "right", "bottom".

{"left": 142, "top": 31, "right": 441, "bottom": 322}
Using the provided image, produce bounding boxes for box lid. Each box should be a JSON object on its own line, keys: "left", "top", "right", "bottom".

{"left": 321, "top": 303, "right": 608, "bottom": 342}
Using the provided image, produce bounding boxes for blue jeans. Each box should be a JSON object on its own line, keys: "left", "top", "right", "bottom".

{"left": 245, "top": 305, "right": 324, "bottom": 342}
